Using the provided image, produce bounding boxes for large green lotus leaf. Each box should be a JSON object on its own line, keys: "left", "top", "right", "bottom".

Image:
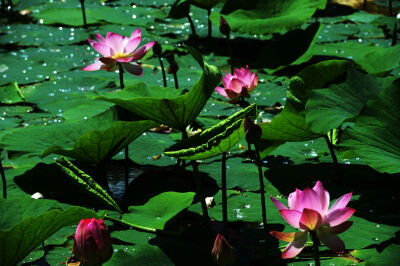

{"left": 340, "top": 82, "right": 400, "bottom": 174}
{"left": 314, "top": 42, "right": 400, "bottom": 75}
{"left": 258, "top": 60, "right": 352, "bottom": 156}
{"left": 0, "top": 196, "right": 60, "bottom": 231}
{"left": 190, "top": 0, "right": 222, "bottom": 9}
{"left": 0, "top": 82, "right": 24, "bottom": 104}
{"left": 31, "top": 6, "right": 165, "bottom": 27}
{"left": 351, "top": 244, "right": 400, "bottom": 265}
{"left": 164, "top": 103, "right": 256, "bottom": 160}
{"left": 305, "top": 69, "right": 395, "bottom": 134}
{"left": 43, "top": 119, "right": 157, "bottom": 164}
{"left": 96, "top": 52, "right": 222, "bottom": 131}
{"left": 210, "top": 0, "right": 326, "bottom": 35}
{"left": 0, "top": 24, "right": 87, "bottom": 47}
{"left": 104, "top": 247, "right": 173, "bottom": 266}
{"left": 56, "top": 157, "right": 122, "bottom": 212}
{"left": 121, "top": 192, "right": 195, "bottom": 230}
{"left": 0, "top": 110, "right": 117, "bottom": 156}
{"left": 0, "top": 201, "right": 97, "bottom": 266}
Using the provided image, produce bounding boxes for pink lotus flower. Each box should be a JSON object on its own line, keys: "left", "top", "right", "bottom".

{"left": 73, "top": 218, "right": 113, "bottom": 266}
{"left": 211, "top": 233, "right": 236, "bottom": 266}
{"left": 82, "top": 29, "right": 155, "bottom": 76}
{"left": 270, "top": 181, "right": 355, "bottom": 259}
{"left": 215, "top": 66, "right": 258, "bottom": 102}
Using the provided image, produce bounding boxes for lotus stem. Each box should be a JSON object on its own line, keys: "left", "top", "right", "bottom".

{"left": 255, "top": 143, "right": 268, "bottom": 238}
{"left": 158, "top": 56, "right": 167, "bottom": 87}
{"left": 124, "top": 146, "right": 129, "bottom": 191}
{"left": 0, "top": 156, "right": 6, "bottom": 199}
{"left": 173, "top": 71, "right": 179, "bottom": 89}
{"left": 389, "top": 0, "right": 393, "bottom": 16}
{"left": 310, "top": 230, "right": 321, "bottom": 266}
{"left": 192, "top": 160, "right": 208, "bottom": 218}
{"left": 187, "top": 14, "right": 198, "bottom": 38}
{"left": 221, "top": 152, "right": 228, "bottom": 236}
{"left": 79, "top": 0, "right": 87, "bottom": 28}
{"left": 118, "top": 63, "right": 130, "bottom": 191}
{"left": 227, "top": 32, "right": 233, "bottom": 74}
{"left": 323, "top": 134, "right": 339, "bottom": 169}
{"left": 207, "top": 8, "right": 212, "bottom": 38}
{"left": 181, "top": 130, "right": 188, "bottom": 168}
{"left": 363, "top": 0, "right": 367, "bottom": 9}
{"left": 118, "top": 63, "right": 124, "bottom": 89}
{"left": 392, "top": 21, "right": 397, "bottom": 46}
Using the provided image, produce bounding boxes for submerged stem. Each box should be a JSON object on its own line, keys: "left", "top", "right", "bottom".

{"left": 0, "top": 156, "right": 6, "bottom": 199}
{"left": 255, "top": 144, "right": 268, "bottom": 237}
{"left": 79, "top": 0, "right": 87, "bottom": 28}
{"left": 221, "top": 152, "right": 228, "bottom": 236}
{"left": 310, "top": 231, "right": 321, "bottom": 266}
{"left": 192, "top": 160, "right": 208, "bottom": 218}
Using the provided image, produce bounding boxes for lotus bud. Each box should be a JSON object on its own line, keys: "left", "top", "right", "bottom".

{"left": 219, "top": 16, "right": 230, "bottom": 36}
{"left": 167, "top": 61, "right": 179, "bottom": 74}
{"left": 73, "top": 218, "right": 113, "bottom": 266}
{"left": 211, "top": 233, "right": 236, "bottom": 266}
{"left": 244, "top": 116, "right": 262, "bottom": 144}
{"left": 153, "top": 41, "right": 162, "bottom": 57}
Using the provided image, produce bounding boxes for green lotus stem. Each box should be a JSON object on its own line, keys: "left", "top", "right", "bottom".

{"left": 221, "top": 152, "right": 228, "bottom": 236}
{"left": 104, "top": 215, "right": 180, "bottom": 237}
{"left": 254, "top": 143, "right": 268, "bottom": 238}
{"left": 207, "top": 8, "right": 212, "bottom": 38}
{"left": 158, "top": 56, "right": 167, "bottom": 87}
{"left": 192, "top": 160, "right": 208, "bottom": 218}
{"left": 79, "top": 0, "right": 87, "bottom": 28}
{"left": 363, "top": 0, "right": 367, "bottom": 9}
{"left": 0, "top": 156, "right": 6, "bottom": 199}
{"left": 389, "top": 0, "right": 393, "bottom": 16}
{"left": 181, "top": 130, "right": 188, "bottom": 168}
{"left": 187, "top": 14, "right": 198, "bottom": 38}
{"left": 310, "top": 230, "right": 321, "bottom": 266}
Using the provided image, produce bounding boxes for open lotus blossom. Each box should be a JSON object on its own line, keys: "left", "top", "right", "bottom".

{"left": 82, "top": 29, "right": 155, "bottom": 76}
{"left": 215, "top": 66, "right": 258, "bottom": 102}
{"left": 270, "top": 181, "right": 355, "bottom": 259}
{"left": 73, "top": 218, "right": 113, "bottom": 266}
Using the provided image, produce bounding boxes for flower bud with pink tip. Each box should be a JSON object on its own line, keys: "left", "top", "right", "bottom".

{"left": 270, "top": 181, "right": 355, "bottom": 259}
{"left": 82, "top": 29, "right": 155, "bottom": 76}
{"left": 73, "top": 218, "right": 113, "bottom": 266}
{"left": 211, "top": 233, "right": 236, "bottom": 266}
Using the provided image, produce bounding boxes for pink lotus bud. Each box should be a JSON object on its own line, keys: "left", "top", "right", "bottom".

{"left": 244, "top": 116, "right": 262, "bottom": 144}
{"left": 73, "top": 218, "right": 113, "bottom": 266}
{"left": 219, "top": 16, "right": 230, "bottom": 36}
{"left": 211, "top": 233, "right": 236, "bottom": 266}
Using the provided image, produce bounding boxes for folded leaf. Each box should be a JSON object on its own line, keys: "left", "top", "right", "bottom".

{"left": 164, "top": 103, "right": 256, "bottom": 160}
